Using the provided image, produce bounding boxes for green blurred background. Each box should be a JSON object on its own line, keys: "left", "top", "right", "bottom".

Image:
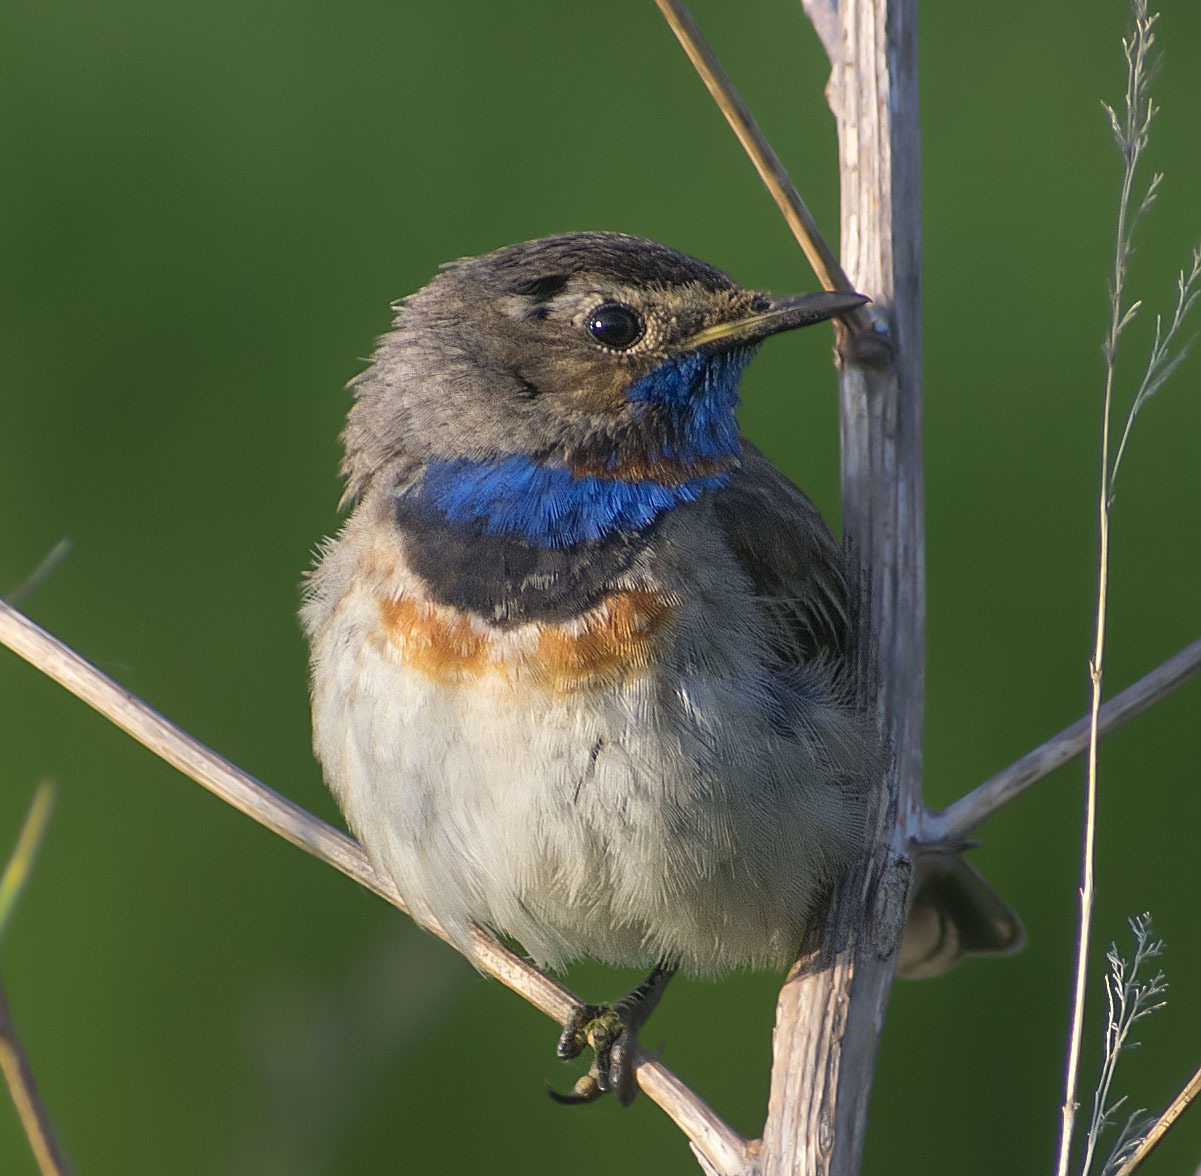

{"left": 2, "top": 0, "right": 1199, "bottom": 1172}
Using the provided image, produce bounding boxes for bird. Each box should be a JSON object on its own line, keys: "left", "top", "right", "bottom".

{"left": 301, "top": 231, "right": 1022, "bottom": 1105}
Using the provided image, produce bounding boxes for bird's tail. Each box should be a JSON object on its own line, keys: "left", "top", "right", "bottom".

{"left": 897, "top": 853, "right": 1024, "bottom": 979}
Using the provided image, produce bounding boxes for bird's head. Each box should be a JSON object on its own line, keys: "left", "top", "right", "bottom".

{"left": 341, "top": 232, "right": 865, "bottom": 507}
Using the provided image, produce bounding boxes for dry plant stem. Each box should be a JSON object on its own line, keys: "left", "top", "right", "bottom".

{"left": 760, "top": 2, "right": 922, "bottom": 1174}
{"left": 928, "top": 633, "right": 1201, "bottom": 844}
{"left": 1057, "top": 21, "right": 1148, "bottom": 1170}
{"left": 1055, "top": 278, "right": 1110, "bottom": 1176}
{"left": 1109, "top": 1060, "right": 1201, "bottom": 1176}
{"left": 0, "top": 602, "right": 748, "bottom": 1176}
{"left": 0, "top": 782, "right": 57, "bottom": 939}
{"left": 0, "top": 980, "right": 72, "bottom": 1176}
{"left": 0, "top": 783, "right": 67, "bottom": 1174}
{"left": 652, "top": 0, "right": 871, "bottom": 331}
{"left": 652, "top": 0, "right": 839, "bottom": 287}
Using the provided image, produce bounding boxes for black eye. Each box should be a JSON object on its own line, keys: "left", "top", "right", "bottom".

{"left": 586, "top": 302, "right": 645, "bottom": 350}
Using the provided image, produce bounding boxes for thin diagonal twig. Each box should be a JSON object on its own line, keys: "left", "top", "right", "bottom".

{"left": 653, "top": 0, "right": 868, "bottom": 324}
{"left": 1, "top": 781, "right": 71, "bottom": 1176}
{"left": 924, "top": 633, "right": 1201, "bottom": 845}
{"left": 0, "top": 782, "right": 57, "bottom": 941}
{"left": 0, "top": 980, "right": 73, "bottom": 1176}
{"left": 1108, "top": 1060, "right": 1201, "bottom": 1176}
{"left": 0, "top": 599, "right": 751, "bottom": 1176}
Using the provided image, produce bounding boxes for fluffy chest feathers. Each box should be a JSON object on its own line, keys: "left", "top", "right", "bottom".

{"left": 302, "top": 463, "right": 874, "bottom": 975}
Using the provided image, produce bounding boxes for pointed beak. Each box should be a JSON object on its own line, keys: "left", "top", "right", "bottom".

{"left": 683, "top": 289, "right": 869, "bottom": 351}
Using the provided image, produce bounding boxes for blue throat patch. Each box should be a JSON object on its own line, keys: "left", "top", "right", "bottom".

{"left": 417, "top": 457, "right": 729, "bottom": 548}
{"left": 407, "top": 348, "right": 752, "bottom": 548}
{"left": 625, "top": 347, "right": 750, "bottom": 460}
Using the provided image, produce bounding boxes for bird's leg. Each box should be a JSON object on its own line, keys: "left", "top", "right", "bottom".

{"left": 549, "top": 961, "right": 677, "bottom": 1106}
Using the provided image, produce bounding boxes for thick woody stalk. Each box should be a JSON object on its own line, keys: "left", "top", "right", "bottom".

{"left": 762, "top": 1, "right": 922, "bottom": 1172}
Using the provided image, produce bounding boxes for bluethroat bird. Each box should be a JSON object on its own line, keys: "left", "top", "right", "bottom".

{"left": 302, "top": 232, "right": 1022, "bottom": 1104}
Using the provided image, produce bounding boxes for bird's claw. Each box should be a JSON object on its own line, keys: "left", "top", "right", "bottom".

{"left": 554, "top": 1002, "right": 602, "bottom": 1061}
{"left": 545, "top": 1071, "right": 603, "bottom": 1106}
{"left": 549, "top": 1003, "right": 639, "bottom": 1106}
{"left": 547, "top": 963, "right": 675, "bottom": 1107}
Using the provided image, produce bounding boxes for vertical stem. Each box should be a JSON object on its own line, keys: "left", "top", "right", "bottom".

{"left": 1055, "top": 244, "right": 1117, "bottom": 1176}
{"left": 1056, "top": 27, "right": 1137, "bottom": 1166}
{"left": 1058, "top": 478, "right": 1107, "bottom": 1176}
{"left": 763, "top": 1, "right": 923, "bottom": 1172}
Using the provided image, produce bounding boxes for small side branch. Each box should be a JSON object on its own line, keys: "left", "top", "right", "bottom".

{"left": 799, "top": 0, "right": 841, "bottom": 62}
{"left": 924, "top": 634, "right": 1201, "bottom": 845}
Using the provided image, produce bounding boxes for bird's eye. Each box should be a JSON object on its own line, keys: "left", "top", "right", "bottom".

{"left": 586, "top": 303, "right": 645, "bottom": 351}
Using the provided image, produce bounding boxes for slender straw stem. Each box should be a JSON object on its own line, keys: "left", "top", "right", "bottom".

{"left": 1055, "top": 12, "right": 1149, "bottom": 1171}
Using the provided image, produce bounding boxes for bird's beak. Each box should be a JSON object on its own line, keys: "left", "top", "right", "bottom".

{"left": 683, "top": 289, "right": 869, "bottom": 351}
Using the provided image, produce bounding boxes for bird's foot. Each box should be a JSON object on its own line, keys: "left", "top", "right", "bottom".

{"left": 550, "top": 1002, "right": 638, "bottom": 1105}
{"left": 547, "top": 962, "right": 675, "bottom": 1107}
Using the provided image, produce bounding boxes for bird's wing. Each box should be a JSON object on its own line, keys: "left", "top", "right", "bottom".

{"left": 712, "top": 441, "right": 854, "bottom": 673}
